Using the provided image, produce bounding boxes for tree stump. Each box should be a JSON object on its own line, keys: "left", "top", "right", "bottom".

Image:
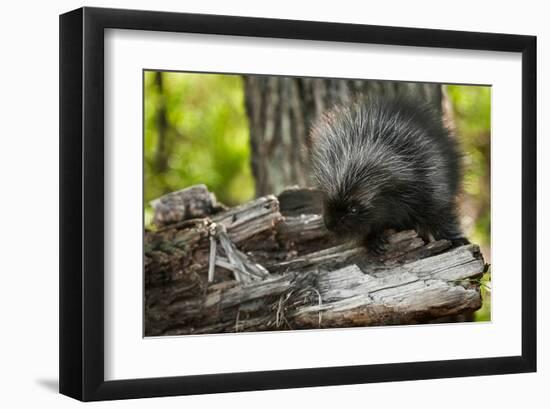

{"left": 144, "top": 185, "right": 486, "bottom": 336}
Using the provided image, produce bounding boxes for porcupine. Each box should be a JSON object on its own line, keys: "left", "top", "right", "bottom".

{"left": 309, "top": 95, "right": 469, "bottom": 255}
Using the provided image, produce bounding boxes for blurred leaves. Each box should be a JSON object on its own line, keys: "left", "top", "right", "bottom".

{"left": 144, "top": 71, "right": 255, "bottom": 207}
{"left": 474, "top": 269, "right": 492, "bottom": 322}
{"left": 446, "top": 85, "right": 491, "bottom": 322}
{"left": 446, "top": 85, "right": 491, "bottom": 257}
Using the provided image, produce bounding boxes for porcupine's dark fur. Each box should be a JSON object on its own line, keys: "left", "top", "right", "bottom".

{"left": 309, "top": 95, "right": 468, "bottom": 255}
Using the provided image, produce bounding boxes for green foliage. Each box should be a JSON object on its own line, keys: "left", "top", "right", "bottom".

{"left": 144, "top": 71, "right": 255, "bottom": 207}
{"left": 447, "top": 85, "right": 491, "bottom": 135}
{"left": 446, "top": 85, "right": 491, "bottom": 252}
{"left": 446, "top": 85, "right": 491, "bottom": 322}
{"left": 474, "top": 270, "right": 492, "bottom": 322}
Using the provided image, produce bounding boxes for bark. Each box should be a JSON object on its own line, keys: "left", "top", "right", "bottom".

{"left": 144, "top": 185, "right": 485, "bottom": 337}
{"left": 153, "top": 71, "right": 169, "bottom": 173}
{"left": 243, "top": 76, "right": 442, "bottom": 196}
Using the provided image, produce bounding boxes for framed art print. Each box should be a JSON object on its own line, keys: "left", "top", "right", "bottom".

{"left": 59, "top": 7, "right": 537, "bottom": 401}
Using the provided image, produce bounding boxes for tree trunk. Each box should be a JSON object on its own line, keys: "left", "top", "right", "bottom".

{"left": 243, "top": 77, "right": 443, "bottom": 196}
{"left": 153, "top": 72, "right": 169, "bottom": 173}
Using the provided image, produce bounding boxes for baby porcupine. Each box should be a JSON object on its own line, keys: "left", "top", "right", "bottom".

{"left": 309, "top": 96, "right": 468, "bottom": 255}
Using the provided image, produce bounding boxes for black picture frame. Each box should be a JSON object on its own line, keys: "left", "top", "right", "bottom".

{"left": 59, "top": 6, "right": 537, "bottom": 401}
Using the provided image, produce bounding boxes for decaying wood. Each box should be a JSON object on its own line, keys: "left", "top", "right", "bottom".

{"left": 278, "top": 186, "right": 323, "bottom": 216}
{"left": 144, "top": 185, "right": 486, "bottom": 336}
{"left": 144, "top": 195, "right": 281, "bottom": 286}
{"left": 150, "top": 184, "right": 225, "bottom": 226}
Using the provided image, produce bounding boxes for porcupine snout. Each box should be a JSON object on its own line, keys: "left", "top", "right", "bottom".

{"left": 322, "top": 201, "right": 363, "bottom": 236}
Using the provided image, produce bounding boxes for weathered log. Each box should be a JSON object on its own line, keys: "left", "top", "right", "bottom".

{"left": 144, "top": 185, "right": 486, "bottom": 336}
{"left": 144, "top": 195, "right": 281, "bottom": 285}
{"left": 150, "top": 184, "right": 224, "bottom": 226}
{"left": 278, "top": 186, "right": 323, "bottom": 216}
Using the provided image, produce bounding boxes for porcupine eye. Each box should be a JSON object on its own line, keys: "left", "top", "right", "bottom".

{"left": 348, "top": 205, "right": 359, "bottom": 215}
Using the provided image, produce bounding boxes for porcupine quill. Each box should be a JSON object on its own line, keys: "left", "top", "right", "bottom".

{"left": 309, "top": 95, "right": 469, "bottom": 255}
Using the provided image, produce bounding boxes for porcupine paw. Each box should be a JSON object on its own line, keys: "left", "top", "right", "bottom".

{"left": 366, "top": 234, "right": 388, "bottom": 256}
{"left": 450, "top": 237, "right": 470, "bottom": 247}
